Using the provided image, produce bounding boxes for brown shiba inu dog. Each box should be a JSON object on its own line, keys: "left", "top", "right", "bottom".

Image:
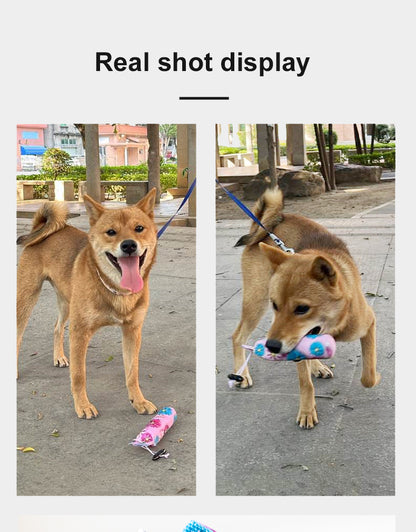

{"left": 232, "top": 188, "right": 381, "bottom": 429}
{"left": 17, "top": 189, "right": 158, "bottom": 419}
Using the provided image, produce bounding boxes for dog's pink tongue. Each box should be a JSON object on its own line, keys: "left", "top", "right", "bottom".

{"left": 118, "top": 256, "right": 143, "bottom": 293}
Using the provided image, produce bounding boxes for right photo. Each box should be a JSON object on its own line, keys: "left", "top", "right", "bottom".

{"left": 216, "top": 123, "right": 395, "bottom": 496}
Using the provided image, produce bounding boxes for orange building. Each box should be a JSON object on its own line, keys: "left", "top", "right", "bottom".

{"left": 98, "top": 124, "right": 148, "bottom": 166}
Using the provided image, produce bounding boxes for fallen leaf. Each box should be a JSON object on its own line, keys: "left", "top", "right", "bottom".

{"left": 50, "top": 429, "right": 60, "bottom": 437}
{"left": 105, "top": 356, "right": 114, "bottom": 362}
{"left": 281, "top": 464, "right": 309, "bottom": 471}
{"left": 22, "top": 447, "right": 35, "bottom": 453}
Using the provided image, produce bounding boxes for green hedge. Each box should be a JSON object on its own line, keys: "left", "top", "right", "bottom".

{"left": 17, "top": 164, "right": 178, "bottom": 197}
{"left": 307, "top": 143, "right": 395, "bottom": 154}
{"left": 348, "top": 151, "right": 395, "bottom": 169}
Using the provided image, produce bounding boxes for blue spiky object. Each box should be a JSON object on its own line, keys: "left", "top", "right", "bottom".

{"left": 182, "top": 521, "right": 216, "bottom": 532}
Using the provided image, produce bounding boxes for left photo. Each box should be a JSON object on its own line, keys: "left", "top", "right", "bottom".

{"left": 16, "top": 124, "right": 196, "bottom": 495}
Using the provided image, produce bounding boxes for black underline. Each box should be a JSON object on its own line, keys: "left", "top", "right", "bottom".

{"left": 179, "top": 96, "right": 230, "bottom": 100}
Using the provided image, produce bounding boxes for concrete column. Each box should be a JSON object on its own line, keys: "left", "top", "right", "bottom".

{"left": 84, "top": 124, "right": 101, "bottom": 202}
{"left": 245, "top": 124, "right": 253, "bottom": 153}
{"left": 177, "top": 125, "right": 189, "bottom": 189}
{"left": 286, "top": 124, "right": 306, "bottom": 166}
{"left": 274, "top": 124, "right": 280, "bottom": 166}
{"left": 232, "top": 124, "right": 241, "bottom": 147}
{"left": 256, "top": 124, "right": 269, "bottom": 171}
{"left": 217, "top": 124, "right": 229, "bottom": 146}
{"left": 187, "top": 124, "right": 196, "bottom": 224}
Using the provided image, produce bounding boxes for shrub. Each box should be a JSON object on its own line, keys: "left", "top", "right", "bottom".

{"left": 348, "top": 151, "right": 395, "bottom": 169}
{"left": 219, "top": 146, "right": 247, "bottom": 155}
{"left": 41, "top": 148, "right": 72, "bottom": 179}
{"left": 17, "top": 163, "right": 178, "bottom": 197}
{"left": 323, "top": 128, "right": 338, "bottom": 146}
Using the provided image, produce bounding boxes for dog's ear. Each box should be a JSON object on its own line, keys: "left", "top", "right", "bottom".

{"left": 259, "top": 242, "right": 291, "bottom": 267}
{"left": 83, "top": 194, "right": 105, "bottom": 226}
{"left": 136, "top": 187, "right": 157, "bottom": 218}
{"left": 310, "top": 256, "right": 337, "bottom": 286}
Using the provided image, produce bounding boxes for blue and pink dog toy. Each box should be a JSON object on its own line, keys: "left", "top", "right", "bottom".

{"left": 130, "top": 406, "right": 177, "bottom": 460}
{"left": 228, "top": 333, "right": 336, "bottom": 388}
{"left": 183, "top": 521, "right": 216, "bottom": 532}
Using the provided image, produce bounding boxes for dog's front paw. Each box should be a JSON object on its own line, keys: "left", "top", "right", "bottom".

{"left": 75, "top": 401, "right": 99, "bottom": 419}
{"left": 311, "top": 360, "right": 333, "bottom": 379}
{"left": 54, "top": 354, "right": 69, "bottom": 368}
{"left": 297, "top": 406, "right": 318, "bottom": 429}
{"left": 361, "top": 372, "right": 381, "bottom": 388}
{"left": 131, "top": 398, "right": 157, "bottom": 415}
{"left": 236, "top": 373, "right": 253, "bottom": 389}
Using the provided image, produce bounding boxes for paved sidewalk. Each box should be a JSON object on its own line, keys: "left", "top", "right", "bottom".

{"left": 216, "top": 201, "right": 395, "bottom": 496}
{"left": 16, "top": 212, "right": 196, "bottom": 496}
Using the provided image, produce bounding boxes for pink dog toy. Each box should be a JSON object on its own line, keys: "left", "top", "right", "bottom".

{"left": 228, "top": 334, "right": 336, "bottom": 387}
{"left": 130, "top": 406, "right": 177, "bottom": 460}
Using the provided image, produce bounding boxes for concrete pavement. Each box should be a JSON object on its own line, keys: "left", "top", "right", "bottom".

{"left": 16, "top": 210, "right": 196, "bottom": 496}
{"left": 216, "top": 201, "right": 395, "bottom": 496}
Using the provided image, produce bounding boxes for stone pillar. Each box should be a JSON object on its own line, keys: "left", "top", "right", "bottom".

{"left": 256, "top": 124, "right": 269, "bottom": 171}
{"left": 245, "top": 124, "right": 253, "bottom": 153}
{"left": 274, "top": 124, "right": 280, "bottom": 166}
{"left": 54, "top": 180, "right": 75, "bottom": 201}
{"left": 286, "top": 124, "right": 306, "bottom": 166}
{"left": 231, "top": 124, "right": 241, "bottom": 147}
{"left": 187, "top": 124, "right": 196, "bottom": 225}
{"left": 84, "top": 124, "right": 101, "bottom": 202}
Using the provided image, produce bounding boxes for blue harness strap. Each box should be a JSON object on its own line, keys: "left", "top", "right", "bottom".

{"left": 157, "top": 178, "right": 196, "bottom": 239}
{"left": 215, "top": 178, "right": 294, "bottom": 253}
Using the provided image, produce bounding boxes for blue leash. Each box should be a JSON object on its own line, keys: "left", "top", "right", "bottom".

{"left": 157, "top": 177, "right": 196, "bottom": 239}
{"left": 215, "top": 178, "right": 294, "bottom": 253}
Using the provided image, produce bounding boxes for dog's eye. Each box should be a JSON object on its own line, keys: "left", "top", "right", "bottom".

{"left": 294, "top": 305, "right": 310, "bottom": 315}
{"left": 135, "top": 225, "right": 144, "bottom": 233}
{"left": 106, "top": 229, "right": 117, "bottom": 236}
{"left": 272, "top": 301, "right": 278, "bottom": 311}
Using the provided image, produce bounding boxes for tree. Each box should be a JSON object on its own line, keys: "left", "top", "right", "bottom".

{"left": 159, "top": 124, "right": 177, "bottom": 159}
{"left": 323, "top": 128, "right": 338, "bottom": 147}
{"left": 313, "top": 124, "right": 336, "bottom": 191}
{"left": 147, "top": 124, "right": 161, "bottom": 203}
{"left": 41, "top": 148, "right": 72, "bottom": 179}
{"left": 375, "top": 124, "right": 395, "bottom": 144}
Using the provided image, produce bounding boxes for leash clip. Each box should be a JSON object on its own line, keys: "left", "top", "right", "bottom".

{"left": 143, "top": 445, "right": 170, "bottom": 460}
{"left": 269, "top": 232, "right": 295, "bottom": 254}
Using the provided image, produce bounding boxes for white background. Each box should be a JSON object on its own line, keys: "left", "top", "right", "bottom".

{"left": 2, "top": 0, "right": 414, "bottom": 530}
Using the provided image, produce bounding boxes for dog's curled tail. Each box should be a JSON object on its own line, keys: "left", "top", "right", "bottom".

{"left": 234, "top": 187, "right": 284, "bottom": 247}
{"left": 17, "top": 202, "right": 69, "bottom": 247}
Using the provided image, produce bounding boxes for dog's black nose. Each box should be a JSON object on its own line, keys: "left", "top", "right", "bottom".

{"left": 121, "top": 239, "right": 137, "bottom": 255}
{"left": 265, "top": 339, "right": 282, "bottom": 353}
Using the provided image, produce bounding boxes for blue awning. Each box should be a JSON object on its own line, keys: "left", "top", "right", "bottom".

{"left": 20, "top": 145, "right": 47, "bottom": 155}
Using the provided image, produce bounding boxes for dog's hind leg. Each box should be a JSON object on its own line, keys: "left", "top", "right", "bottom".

{"left": 53, "top": 291, "right": 70, "bottom": 368}
{"left": 360, "top": 309, "right": 381, "bottom": 388}
{"left": 16, "top": 255, "right": 44, "bottom": 378}
{"left": 232, "top": 248, "right": 272, "bottom": 388}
